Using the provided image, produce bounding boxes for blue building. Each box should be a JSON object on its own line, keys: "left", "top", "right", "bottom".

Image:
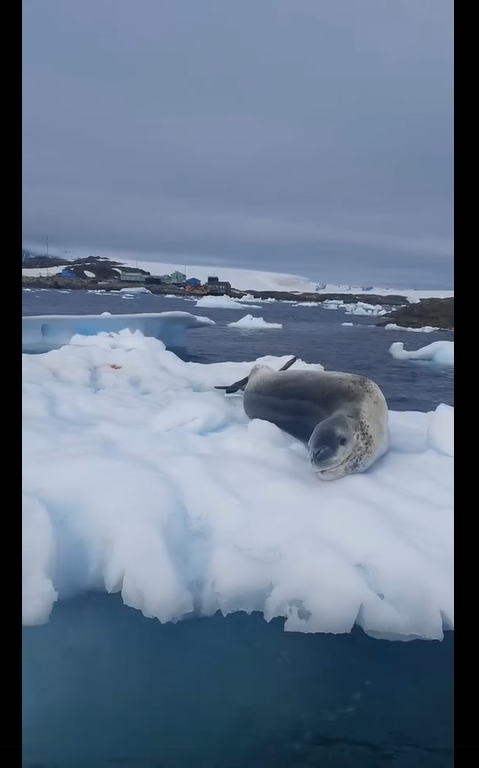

{"left": 61, "top": 268, "right": 76, "bottom": 279}
{"left": 185, "top": 277, "right": 201, "bottom": 287}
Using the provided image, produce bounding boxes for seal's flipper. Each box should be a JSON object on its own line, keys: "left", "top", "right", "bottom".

{"left": 214, "top": 375, "right": 250, "bottom": 394}
{"left": 215, "top": 356, "right": 297, "bottom": 395}
{"left": 278, "top": 356, "right": 298, "bottom": 372}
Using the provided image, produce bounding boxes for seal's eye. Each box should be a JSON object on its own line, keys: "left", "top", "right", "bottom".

{"left": 339, "top": 437, "right": 347, "bottom": 446}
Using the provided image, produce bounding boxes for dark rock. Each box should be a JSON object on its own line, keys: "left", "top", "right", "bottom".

{"left": 377, "top": 297, "right": 454, "bottom": 330}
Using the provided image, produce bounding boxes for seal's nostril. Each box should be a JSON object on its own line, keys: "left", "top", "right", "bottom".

{"left": 313, "top": 445, "right": 333, "bottom": 463}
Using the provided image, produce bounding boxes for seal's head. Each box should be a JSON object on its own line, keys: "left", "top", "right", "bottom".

{"left": 308, "top": 414, "right": 358, "bottom": 480}
{"left": 248, "top": 363, "right": 272, "bottom": 379}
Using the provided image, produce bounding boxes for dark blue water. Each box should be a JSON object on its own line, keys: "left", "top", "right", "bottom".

{"left": 22, "top": 290, "right": 455, "bottom": 767}
{"left": 22, "top": 289, "right": 454, "bottom": 412}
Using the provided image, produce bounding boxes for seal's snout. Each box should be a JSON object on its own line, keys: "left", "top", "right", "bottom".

{"left": 312, "top": 444, "right": 335, "bottom": 464}
{"left": 309, "top": 420, "right": 350, "bottom": 471}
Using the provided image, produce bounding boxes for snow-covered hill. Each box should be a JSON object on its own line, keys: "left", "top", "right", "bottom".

{"left": 21, "top": 245, "right": 454, "bottom": 299}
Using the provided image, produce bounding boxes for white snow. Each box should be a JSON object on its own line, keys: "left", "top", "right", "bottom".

{"left": 389, "top": 341, "right": 454, "bottom": 367}
{"left": 22, "top": 244, "right": 454, "bottom": 298}
{"left": 315, "top": 284, "right": 454, "bottom": 302}
{"left": 84, "top": 270, "right": 95, "bottom": 278}
{"left": 195, "top": 295, "right": 262, "bottom": 310}
{"left": 384, "top": 324, "right": 441, "bottom": 333}
{"left": 22, "top": 312, "right": 215, "bottom": 354}
{"left": 22, "top": 265, "right": 65, "bottom": 277}
{"left": 22, "top": 330, "right": 454, "bottom": 640}
{"left": 342, "top": 322, "right": 354, "bottom": 327}
{"left": 228, "top": 314, "right": 283, "bottom": 330}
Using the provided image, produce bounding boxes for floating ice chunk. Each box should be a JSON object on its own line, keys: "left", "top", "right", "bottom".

{"left": 323, "top": 300, "right": 387, "bottom": 316}
{"left": 384, "top": 324, "right": 441, "bottom": 333}
{"left": 119, "top": 287, "right": 151, "bottom": 294}
{"left": 389, "top": 341, "right": 454, "bottom": 366}
{"left": 22, "top": 311, "right": 215, "bottom": 353}
{"left": 228, "top": 314, "right": 283, "bottom": 330}
{"left": 345, "top": 302, "right": 387, "bottom": 317}
{"left": 22, "top": 332, "right": 454, "bottom": 640}
{"left": 196, "top": 295, "right": 262, "bottom": 310}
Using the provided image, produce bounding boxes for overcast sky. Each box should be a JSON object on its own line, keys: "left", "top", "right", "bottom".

{"left": 22, "top": 0, "right": 454, "bottom": 287}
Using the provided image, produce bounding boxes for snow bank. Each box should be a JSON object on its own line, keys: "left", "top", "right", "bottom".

{"left": 390, "top": 341, "right": 454, "bottom": 367}
{"left": 22, "top": 312, "right": 215, "bottom": 354}
{"left": 384, "top": 324, "right": 441, "bottom": 333}
{"left": 195, "top": 295, "right": 261, "bottom": 310}
{"left": 22, "top": 331, "right": 454, "bottom": 640}
{"left": 228, "top": 314, "right": 283, "bottom": 330}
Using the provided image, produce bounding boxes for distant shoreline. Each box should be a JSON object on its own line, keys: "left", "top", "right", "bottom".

{"left": 22, "top": 276, "right": 454, "bottom": 330}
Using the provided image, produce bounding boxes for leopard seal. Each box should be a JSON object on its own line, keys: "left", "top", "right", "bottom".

{"left": 216, "top": 357, "right": 389, "bottom": 480}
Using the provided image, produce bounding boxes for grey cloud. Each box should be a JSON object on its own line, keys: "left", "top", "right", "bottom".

{"left": 22, "top": 0, "right": 454, "bottom": 287}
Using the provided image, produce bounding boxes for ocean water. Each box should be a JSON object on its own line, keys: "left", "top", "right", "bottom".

{"left": 22, "top": 290, "right": 454, "bottom": 768}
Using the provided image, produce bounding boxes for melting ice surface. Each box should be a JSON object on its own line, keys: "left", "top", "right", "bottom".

{"left": 22, "top": 310, "right": 215, "bottom": 353}
{"left": 22, "top": 324, "right": 454, "bottom": 641}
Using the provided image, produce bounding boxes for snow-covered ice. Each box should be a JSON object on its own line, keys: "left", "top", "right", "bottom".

{"left": 390, "top": 341, "right": 454, "bottom": 367}
{"left": 228, "top": 315, "right": 283, "bottom": 330}
{"left": 22, "top": 312, "right": 215, "bottom": 354}
{"left": 22, "top": 330, "right": 454, "bottom": 641}
{"left": 195, "top": 295, "right": 262, "bottom": 310}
